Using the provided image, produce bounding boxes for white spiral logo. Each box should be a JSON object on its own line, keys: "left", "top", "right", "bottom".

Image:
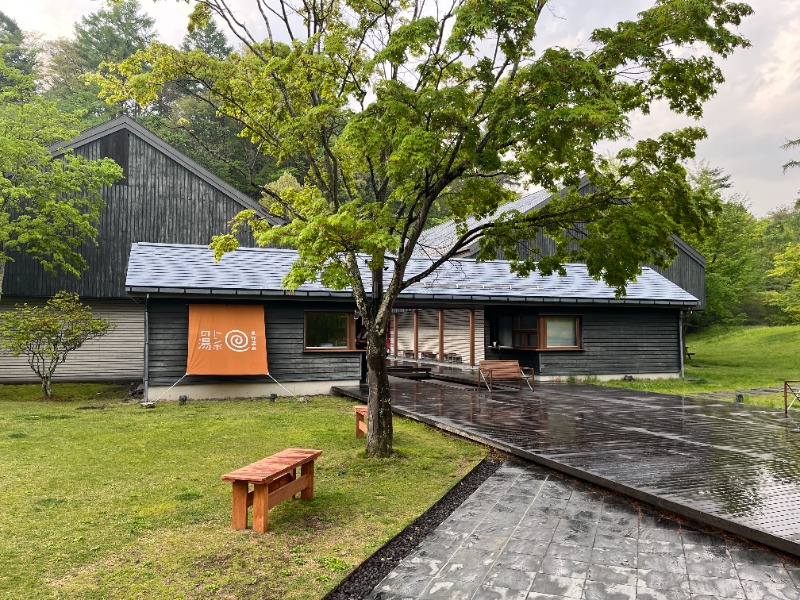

{"left": 225, "top": 330, "right": 250, "bottom": 352}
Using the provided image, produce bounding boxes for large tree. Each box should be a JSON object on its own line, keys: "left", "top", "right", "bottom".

{"left": 683, "top": 164, "right": 762, "bottom": 329}
{"left": 0, "top": 59, "right": 123, "bottom": 296}
{"left": 96, "top": 0, "right": 751, "bottom": 457}
{"left": 43, "top": 0, "right": 156, "bottom": 125}
{"left": 765, "top": 243, "right": 800, "bottom": 323}
{"left": 0, "top": 11, "right": 38, "bottom": 88}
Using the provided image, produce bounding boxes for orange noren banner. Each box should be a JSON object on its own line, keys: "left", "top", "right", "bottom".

{"left": 187, "top": 305, "right": 268, "bottom": 375}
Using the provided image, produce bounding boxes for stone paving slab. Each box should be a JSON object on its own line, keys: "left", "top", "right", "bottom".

{"left": 367, "top": 463, "right": 800, "bottom": 600}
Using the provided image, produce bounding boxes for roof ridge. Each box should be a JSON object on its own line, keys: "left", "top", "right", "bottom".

{"left": 50, "top": 116, "right": 280, "bottom": 225}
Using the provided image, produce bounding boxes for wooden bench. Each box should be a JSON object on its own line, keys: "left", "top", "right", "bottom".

{"left": 354, "top": 405, "right": 368, "bottom": 438}
{"left": 221, "top": 448, "right": 322, "bottom": 533}
{"left": 684, "top": 346, "right": 695, "bottom": 360}
{"left": 478, "top": 360, "right": 534, "bottom": 392}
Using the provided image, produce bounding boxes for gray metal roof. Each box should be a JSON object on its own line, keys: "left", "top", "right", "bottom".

{"left": 415, "top": 178, "right": 705, "bottom": 268}
{"left": 416, "top": 188, "right": 553, "bottom": 257}
{"left": 126, "top": 242, "right": 699, "bottom": 307}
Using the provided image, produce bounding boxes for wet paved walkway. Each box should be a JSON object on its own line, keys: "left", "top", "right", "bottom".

{"left": 334, "top": 381, "right": 800, "bottom": 558}
{"left": 368, "top": 462, "right": 800, "bottom": 600}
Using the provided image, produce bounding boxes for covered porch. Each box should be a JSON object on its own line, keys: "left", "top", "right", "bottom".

{"left": 389, "top": 307, "right": 484, "bottom": 367}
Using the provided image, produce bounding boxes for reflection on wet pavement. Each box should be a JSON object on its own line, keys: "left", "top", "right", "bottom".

{"left": 368, "top": 462, "right": 800, "bottom": 600}
{"left": 337, "top": 380, "right": 800, "bottom": 557}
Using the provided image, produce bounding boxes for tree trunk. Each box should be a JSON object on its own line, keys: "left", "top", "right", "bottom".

{"left": 365, "top": 328, "right": 393, "bottom": 457}
{"left": 0, "top": 259, "right": 5, "bottom": 302}
{"left": 364, "top": 265, "right": 393, "bottom": 457}
{"left": 41, "top": 373, "right": 52, "bottom": 399}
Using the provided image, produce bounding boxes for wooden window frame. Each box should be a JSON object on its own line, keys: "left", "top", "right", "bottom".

{"left": 512, "top": 315, "right": 538, "bottom": 350}
{"left": 538, "top": 315, "right": 582, "bottom": 351}
{"left": 303, "top": 311, "right": 357, "bottom": 352}
{"left": 492, "top": 313, "right": 583, "bottom": 351}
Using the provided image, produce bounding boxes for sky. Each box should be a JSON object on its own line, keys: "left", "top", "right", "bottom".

{"left": 8, "top": 0, "right": 800, "bottom": 216}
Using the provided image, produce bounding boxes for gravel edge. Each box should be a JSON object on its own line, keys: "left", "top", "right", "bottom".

{"left": 323, "top": 453, "right": 504, "bottom": 600}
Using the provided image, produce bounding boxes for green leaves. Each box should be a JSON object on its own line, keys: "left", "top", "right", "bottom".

{"left": 0, "top": 59, "right": 123, "bottom": 288}
{"left": 766, "top": 243, "right": 800, "bottom": 322}
{"left": 0, "top": 292, "right": 113, "bottom": 397}
{"left": 591, "top": 0, "right": 752, "bottom": 118}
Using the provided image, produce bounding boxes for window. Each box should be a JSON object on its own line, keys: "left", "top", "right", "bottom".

{"left": 512, "top": 315, "right": 538, "bottom": 349}
{"left": 497, "top": 315, "right": 513, "bottom": 347}
{"left": 490, "top": 313, "right": 582, "bottom": 350}
{"left": 541, "top": 315, "right": 581, "bottom": 349}
{"left": 305, "top": 312, "right": 355, "bottom": 350}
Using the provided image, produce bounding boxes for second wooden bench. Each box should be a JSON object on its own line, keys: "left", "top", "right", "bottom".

{"left": 478, "top": 359, "right": 534, "bottom": 392}
{"left": 354, "top": 405, "right": 368, "bottom": 438}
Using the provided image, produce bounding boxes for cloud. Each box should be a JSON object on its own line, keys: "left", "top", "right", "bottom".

{"left": 750, "top": 16, "right": 800, "bottom": 116}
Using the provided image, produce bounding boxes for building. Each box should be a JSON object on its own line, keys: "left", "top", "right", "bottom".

{"left": 0, "top": 116, "right": 276, "bottom": 383}
{"left": 125, "top": 242, "right": 698, "bottom": 400}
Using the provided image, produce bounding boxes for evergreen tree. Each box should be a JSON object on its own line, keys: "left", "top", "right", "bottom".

{"left": 43, "top": 0, "right": 156, "bottom": 126}
{"left": 0, "top": 11, "right": 38, "bottom": 89}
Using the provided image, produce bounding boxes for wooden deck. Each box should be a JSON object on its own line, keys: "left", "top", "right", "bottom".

{"left": 334, "top": 378, "right": 800, "bottom": 558}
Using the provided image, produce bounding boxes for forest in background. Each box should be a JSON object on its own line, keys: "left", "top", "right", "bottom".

{"left": 2, "top": 0, "right": 799, "bottom": 331}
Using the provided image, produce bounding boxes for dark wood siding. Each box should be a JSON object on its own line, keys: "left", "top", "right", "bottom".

{"left": 3, "top": 131, "right": 259, "bottom": 300}
{"left": 148, "top": 299, "right": 361, "bottom": 385}
{"left": 484, "top": 306, "right": 681, "bottom": 376}
{"left": 651, "top": 247, "right": 706, "bottom": 309}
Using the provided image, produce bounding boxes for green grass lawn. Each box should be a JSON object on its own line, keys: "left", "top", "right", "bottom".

{"left": 599, "top": 324, "right": 800, "bottom": 407}
{"left": 0, "top": 388, "right": 485, "bottom": 599}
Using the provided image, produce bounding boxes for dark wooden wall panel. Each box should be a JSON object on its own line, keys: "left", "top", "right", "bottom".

{"left": 484, "top": 306, "right": 681, "bottom": 376}
{"left": 3, "top": 132, "right": 259, "bottom": 300}
{"left": 147, "top": 300, "right": 361, "bottom": 385}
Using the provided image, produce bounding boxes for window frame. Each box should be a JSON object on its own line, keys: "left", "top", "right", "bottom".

{"left": 303, "top": 311, "right": 358, "bottom": 352}
{"left": 511, "top": 315, "right": 539, "bottom": 350}
{"left": 490, "top": 313, "right": 583, "bottom": 351}
{"left": 538, "top": 314, "right": 582, "bottom": 351}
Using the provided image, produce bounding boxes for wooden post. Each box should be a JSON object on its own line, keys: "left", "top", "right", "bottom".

{"left": 252, "top": 485, "right": 269, "bottom": 533}
{"left": 413, "top": 311, "right": 419, "bottom": 359}
{"left": 393, "top": 313, "right": 398, "bottom": 357}
{"left": 438, "top": 309, "right": 444, "bottom": 362}
{"left": 231, "top": 481, "right": 249, "bottom": 530}
{"left": 469, "top": 309, "right": 475, "bottom": 367}
{"left": 300, "top": 462, "right": 315, "bottom": 500}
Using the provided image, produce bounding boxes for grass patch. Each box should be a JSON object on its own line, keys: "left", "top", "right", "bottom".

{"left": 0, "top": 382, "right": 130, "bottom": 403}
{"left": 0, "top": 391, "right": 485, "bottom": 599}
{"left": 598, "top": 325, "right": 800, "bottom": 408}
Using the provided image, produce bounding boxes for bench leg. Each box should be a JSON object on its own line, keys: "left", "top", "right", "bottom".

{"left": 356, "top": 412, "right": 367, "bottom": 438}
{"left": 231, "top": 481, "right": 249, "bottom": 530}
{"left": 252, "top": 484, "right": 269, "bottom": 533}
{"left": 300, "top": 461, "right": 315, "bottom": 500}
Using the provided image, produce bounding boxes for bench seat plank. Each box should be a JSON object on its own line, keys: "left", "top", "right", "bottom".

{"left": 222, "top": 448, "right": 322, "bottom": 484}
